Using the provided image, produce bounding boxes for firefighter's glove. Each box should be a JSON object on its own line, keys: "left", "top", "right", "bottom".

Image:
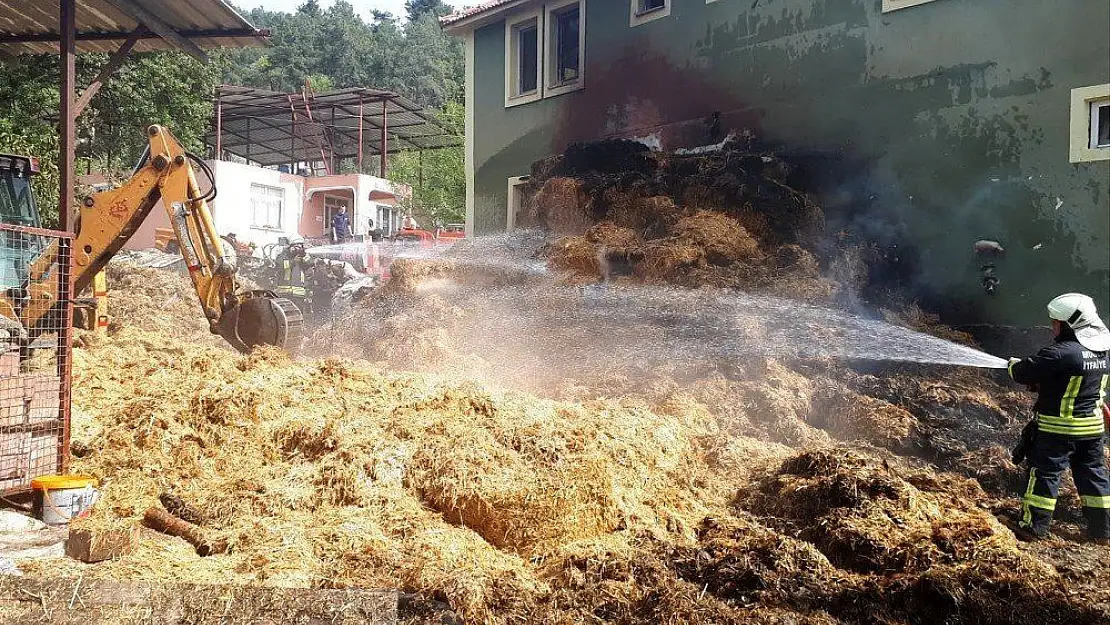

{"left": 1011, "top": 419, "right": 1037, "bottom": 465}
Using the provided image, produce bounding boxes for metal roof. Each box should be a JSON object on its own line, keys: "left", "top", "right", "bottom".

{"left": 0, "top": 0, "right": 267, "bottom": 56}
{"left": 208, "top": 86, "right": 460, "bottom": 167}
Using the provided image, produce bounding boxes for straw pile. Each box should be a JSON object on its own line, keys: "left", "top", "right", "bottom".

{"left": 16, "top": 262, "right": 1101, "bottom": 624}
{"left": 532, "top": 142, "right": 838, "bottom": 300}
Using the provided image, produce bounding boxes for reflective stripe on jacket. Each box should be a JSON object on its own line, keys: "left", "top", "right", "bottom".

{"left": 275, "top": 258, "right": 307, "bottom": 297}
{"left": 1010, "top": 334, "right": 1109, "bottom": 437}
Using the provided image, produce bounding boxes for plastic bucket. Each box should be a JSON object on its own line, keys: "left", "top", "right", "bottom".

{"left": 31, "top": 475, "right": 99, "bottom": 525}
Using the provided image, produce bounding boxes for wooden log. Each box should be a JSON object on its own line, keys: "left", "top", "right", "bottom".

{"left": 142, "top": 507, "right": 227, "bottom": 556}
{"left": 157, "top": 492, "right": 205, "bottom": 525}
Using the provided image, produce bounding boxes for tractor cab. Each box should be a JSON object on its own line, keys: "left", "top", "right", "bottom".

{"left": 0, "top": 154, "right": 46, "bottom": 290}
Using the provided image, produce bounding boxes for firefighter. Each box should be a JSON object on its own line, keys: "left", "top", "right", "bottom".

{"left": 274, "top": 237, "right": 309, "bottom": 314}
{"left": 1008, "top": 293, "right": 1110, "bottom": 543}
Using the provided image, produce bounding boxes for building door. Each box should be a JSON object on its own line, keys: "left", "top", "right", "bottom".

{"left": 324, "top": 195, "right": 351, "bottom": 240}
{"left": 376, "top": 204, "right": 395, "bottom": 237}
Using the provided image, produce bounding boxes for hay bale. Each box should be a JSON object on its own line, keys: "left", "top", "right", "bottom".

{"left": 633, "top": 241, "right": 705, "bottom": 282}
{"left": 606, "top": 193, "right": 681, "bottom": 235}
{"left": 672, "top": 211, "right": 762, "bottom": 265}
{"left": 584, "top": 222, "right": 639, "bottom": 251}
{"left": 770, "top": 244, "right": 820, "bottom": 277}
{"left": 546, "top": 236, "right": 601, "bottom": 277}
{"left": 528, "top": 177, "right": 592, "bottom": 235}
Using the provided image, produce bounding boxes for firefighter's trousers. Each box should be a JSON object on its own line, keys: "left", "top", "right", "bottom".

{"left": 1020, "top": 432, "right": 1110, "bottom": 538}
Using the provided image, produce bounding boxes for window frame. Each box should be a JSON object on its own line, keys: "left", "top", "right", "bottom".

{"left": 504, "top": 9, "right": 544, "bottom": 108}
{"left": 506, "top": 175, "right": 530, "bottom": 230}
{"left": 1090, "top": 100, "right": 1110, "bottom": 150}
{"left": 1070, "top": 85, "right": 1110, "bottom": 163}
{"left": 249, "top": 182, "right": 285, "bottom": 231}
{"left": 544, "top": 0, "right": 585, "bottom": 98}
{"left": 630, "top": 0, "right": 669, "bottom": 27}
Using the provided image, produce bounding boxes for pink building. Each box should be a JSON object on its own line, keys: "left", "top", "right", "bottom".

{"left": 124, "top": 85, "right": 455, "bottom": 250}
{"left": 124, "top": 162, "right": 409, "bottom": 251}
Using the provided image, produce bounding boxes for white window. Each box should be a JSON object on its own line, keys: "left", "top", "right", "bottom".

{"left": 630, "top": 0, "right": 669, "bottom": 27}
{"left": 505, "top": 11, "right": 543, "bottom": 107}
{"left": 507, "top": 176, "right": 530, "bottom": 230}
{"left": 1090, "top": 100, "right": 1110, "bottom": 150}
{"left": 1070, "top": 85, "right": 1110, "bottom": 163}
{"left": 249, "top": 183, "right": 284, "bottom": 230}
{"left": 544, "top": 1, "right": 585, "bottom": 97}
{"left": 881, "top": 0, "right": 945, "bottom": 12}
{"left": 376, "top": 204, "right": 396, "bottom": 237}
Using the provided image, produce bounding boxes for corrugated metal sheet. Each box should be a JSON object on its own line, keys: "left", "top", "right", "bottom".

{"left": 0, "top": 0, "right": 266, "bottom": 56}
{"left": 207, "top": 86, "right": 460, "bottom": 167}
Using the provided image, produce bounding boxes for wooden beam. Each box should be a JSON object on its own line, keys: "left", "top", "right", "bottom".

{"left": 73, "top": 29, "right": 143, "bottom": 118}
{"left": 0, "top": 28, "right": 266, "bottom": 44}
{"left": 102, "top": 0, "right": 209, "bottom": 62}
{"left": 59, "top": 0, "right": 76, "bottom": 233}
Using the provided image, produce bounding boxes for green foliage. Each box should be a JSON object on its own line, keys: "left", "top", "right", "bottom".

{"left": 220, "top": 2, "right": 463, "bottom": 108}
{"left": 80, "top": 51, "right": 222, "bottom": 167}
{"left": 0, "top": 1, "right": 465, "bottom": 230}
{"left": 387, "top": 101, "right": 465, "bottom": 226}
{"left": 0, "top": 56, "right": 62, "bottom": 227}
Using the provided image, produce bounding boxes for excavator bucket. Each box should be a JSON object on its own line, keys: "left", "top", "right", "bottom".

{"left": 216, "top": 290, "right": 304, "bottom": 354}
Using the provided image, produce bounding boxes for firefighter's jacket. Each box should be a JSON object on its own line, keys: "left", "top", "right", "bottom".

{"left": 1009, "top": 334, "right": 1109, "bottom": 438}
{"left": 275, "top": 255, "right": 307, "bottom": 298}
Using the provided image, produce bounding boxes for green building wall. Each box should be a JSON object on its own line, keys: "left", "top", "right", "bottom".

{"left": 461, "top": 0, "right": 1110, "bottom": 326}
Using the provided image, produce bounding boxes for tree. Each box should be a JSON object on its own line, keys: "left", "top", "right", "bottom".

{"left": 404, "top": 0, "right": 452, "bottom": 22}
{"left": 217, "top": 4, "right": 462, "bottom": 108}
{"left": 0, "top": 2, "right": 466, "bottom": 228}
{"left": 387, "top": 101, "right": 464, "bottom": 226}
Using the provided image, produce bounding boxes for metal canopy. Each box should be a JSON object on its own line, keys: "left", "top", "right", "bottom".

{"left": 208, "top": 86, "right": 460, "bottom": 172}
{"left": 0, "top": 0, "right": 268, "bottom": 58}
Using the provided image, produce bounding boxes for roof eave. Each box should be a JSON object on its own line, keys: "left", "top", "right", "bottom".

{"left": 440, "top": 0, "right": 538, "bottom": 35}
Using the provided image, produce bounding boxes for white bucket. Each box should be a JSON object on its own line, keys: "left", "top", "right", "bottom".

{"left": 31, "top": 475, "right": 100, "bottom": 525}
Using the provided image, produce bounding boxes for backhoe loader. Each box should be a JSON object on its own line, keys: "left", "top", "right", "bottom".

{"left": 0, "top": 125, "right": 303, "bottom": 353}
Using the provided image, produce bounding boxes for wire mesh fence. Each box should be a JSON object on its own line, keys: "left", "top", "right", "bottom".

{"left": 0, "top": 222, "right": 73, "bottom": 496}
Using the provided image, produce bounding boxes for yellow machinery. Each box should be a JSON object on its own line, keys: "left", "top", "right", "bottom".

{"left": 0, "top": 125, "right": 302, "bottom": 352}
{"left": 92, "top": 269, "right": 108, "bottom": 334}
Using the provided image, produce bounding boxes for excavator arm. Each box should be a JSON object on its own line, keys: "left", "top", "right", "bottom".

{"left": 20, "top": 125, "right": 302, "bottom": 352}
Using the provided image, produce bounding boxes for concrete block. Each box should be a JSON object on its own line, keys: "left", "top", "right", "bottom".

{"left": 65, "top": 525, "right": 140, "bottom": 563}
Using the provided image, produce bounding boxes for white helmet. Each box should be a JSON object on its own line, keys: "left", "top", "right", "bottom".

{"left": 1047, "top": 293, "right": 1110, "bottom": 352}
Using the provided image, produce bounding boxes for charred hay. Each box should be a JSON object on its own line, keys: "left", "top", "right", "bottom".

{"left": 532, "top": 142, "right": 836, "bottom": 300}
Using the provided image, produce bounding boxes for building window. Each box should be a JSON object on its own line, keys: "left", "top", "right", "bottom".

{"left": 1091, "top": 101, "right": 1110, "bottom": 149}
{"left": 507, "top": 176, "right": 530, "bottom": 230}
{"left": 249, "top": 183, "right": 284, "bottom": 230}
{"left": 630, "top": 0, "right": 669, "bottom": 26}
{"left": 881, "top": 0, "right": 945, "bottom": 12}
{"left": 1070, "top": 85, "right": 1110, "bottom": 163}
{"left": 505, "top": 11, "right": 543, "bottom": 107}
{"left": 545, "top": 1, "right": 585, "bottom": 97}
{"left": 376, "top": 204, "right": 396, "bottom": 237}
